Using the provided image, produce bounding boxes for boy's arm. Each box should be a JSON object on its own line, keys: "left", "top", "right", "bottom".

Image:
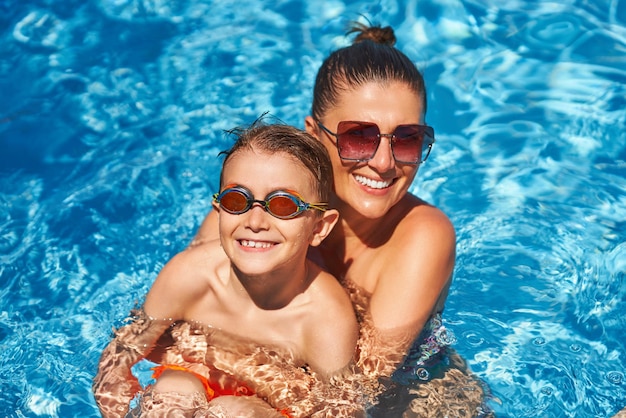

{"left": 304, "top": 312, "right": 371, "bottom": 418}
{"left": 296, "top": 271, "right": 371, "bottom": 417}
{"left": 92, "top": 311, "right": 172, "bottom": 417}
{"left": 302, "top": 308, "right": 369, "bottom": 418}
{"left": 93, "top": 248, "right": 205, "bottom": 417}
{"left": 304, "top": 273, "right": 359, "bottom": 376}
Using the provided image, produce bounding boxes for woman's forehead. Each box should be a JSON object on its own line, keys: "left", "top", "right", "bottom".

{"left": 328, "top": 81, "right": 424, "bottom": 125}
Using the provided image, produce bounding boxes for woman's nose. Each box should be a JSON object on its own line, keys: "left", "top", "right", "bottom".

{"left": 368, "top": 135, "right": 396, "bottom": 173}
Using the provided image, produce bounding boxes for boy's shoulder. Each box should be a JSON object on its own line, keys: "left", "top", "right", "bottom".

{"left": 162, "top": 239, "right": 228, "bottom": 288}
{"left": 145, "top": 239, "right": 229, "bottom": 320}
{"left": 306, "top": 262, "right": 354, "bottom": 318}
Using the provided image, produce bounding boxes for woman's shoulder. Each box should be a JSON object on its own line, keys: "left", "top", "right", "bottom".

{"left": 175, "top": 238, "right": 225, "bottom": 264}
{"left": 370, "top": 196, "right": 456, "bottom": 279}
{"left": 393, "top": 195, "right": 456, "bottom": 243}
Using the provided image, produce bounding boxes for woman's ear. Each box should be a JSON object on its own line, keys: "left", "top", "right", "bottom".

{"left": 309, "top": 209, "right": 339, "bottom": 247}
{"left": 304, "top": 116, "right": 318, "bottom": 137}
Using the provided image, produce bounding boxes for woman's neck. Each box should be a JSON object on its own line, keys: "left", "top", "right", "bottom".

{"left": 321, "top": 193, "right": 419, "bottom": 270}
{"left": 332, "top": 197, "right": 402, "bottom": 248}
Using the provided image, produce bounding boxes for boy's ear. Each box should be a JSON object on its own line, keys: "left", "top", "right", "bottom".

{"left": 310, "top": 209, "right": 339, "bottom": 247}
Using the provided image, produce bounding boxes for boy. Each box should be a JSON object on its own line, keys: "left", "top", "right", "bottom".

{"left": 93, "top": 121, "right": 360, "bottom": 417}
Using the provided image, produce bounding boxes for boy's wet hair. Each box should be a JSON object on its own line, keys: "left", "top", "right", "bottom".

{"left": 219, "top": 117, "right": 334, "bottom": 202}
{"left": 312, "top": 22, "right": 427, "bottom": 119}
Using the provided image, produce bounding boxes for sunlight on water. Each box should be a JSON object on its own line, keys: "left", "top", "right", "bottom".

{"left": 1, "top": 0, "right": 625, "bottom": 416}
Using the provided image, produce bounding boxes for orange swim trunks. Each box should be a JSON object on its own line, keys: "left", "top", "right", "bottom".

{"left": 151, "top": 365, "right": 292, "bottom": 417}
{"left": 151, "top": 364, "right": 253, "bottom": 400}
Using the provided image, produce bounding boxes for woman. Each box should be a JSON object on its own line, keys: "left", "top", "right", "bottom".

{"left": 303, "top": 23, "right": 454, "bottom": 380}
{"left": 195, "top": 23, "right": 490, "bottom": 416}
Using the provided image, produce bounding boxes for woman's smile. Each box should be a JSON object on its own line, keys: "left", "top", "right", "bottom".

{"left": 354, "top": 174, "right": 394, "bottom": 190}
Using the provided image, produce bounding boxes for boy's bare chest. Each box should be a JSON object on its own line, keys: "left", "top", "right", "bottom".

{"left": 189, "top": 297, "right": 305, "bottom": 349}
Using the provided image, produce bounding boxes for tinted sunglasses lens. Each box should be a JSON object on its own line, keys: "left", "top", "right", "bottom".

{"left": 392, "top": 125, "right": 425, "bottom": 163}
{"left": 219, "top": 189, "right": 249, "bottom": 213}
{"left": 267, "top": 194, "right": 300, "bottom": 218}
{"left": 336, "top": 121, "right": 380, "bottom": 160}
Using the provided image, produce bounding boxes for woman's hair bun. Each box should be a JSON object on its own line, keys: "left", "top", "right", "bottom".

{"left": 348, "top": 22, "right": 396, "bottom": 47}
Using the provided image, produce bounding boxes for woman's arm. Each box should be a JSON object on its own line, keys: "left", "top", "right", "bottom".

{"left": 190, "top": 209, "right": 219, "bottom": 247}
{"left": 369, "top": 205, "right": 455, "bottom": 334}
{"left": 356, "top": 205, "right": 455, "bottom": 378}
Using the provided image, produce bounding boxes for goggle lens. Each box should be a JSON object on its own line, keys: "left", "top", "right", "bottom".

{"left": 266, "top": 194, "right": 300, "bottom": 218}
{"left": 219, "top": 189, "right": 249, "bottom": 213}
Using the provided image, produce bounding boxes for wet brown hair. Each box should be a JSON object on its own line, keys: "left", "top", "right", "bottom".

{"left": 220, "top": 119, "right": 334, "bottom": 202}
{"left": 311, "top": 22, "right": 427, "bottom": 120}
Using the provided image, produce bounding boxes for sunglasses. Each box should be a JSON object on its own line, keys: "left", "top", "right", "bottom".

{"left": 316, "top": 120, "right": 435, "bottom": 164}
{"left": 213, "top": 185, "right": 328, "bottom": 220}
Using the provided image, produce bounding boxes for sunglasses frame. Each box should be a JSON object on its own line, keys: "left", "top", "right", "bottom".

{"left": 316, "top": 120, "right": 435, "bottom": 164}
{"left": 213, "top": 185, "right": 328, "bottom": 220}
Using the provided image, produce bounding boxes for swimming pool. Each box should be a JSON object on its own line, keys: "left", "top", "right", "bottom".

{"left": 1, "top": 0, "right": 625, "bottom": 416}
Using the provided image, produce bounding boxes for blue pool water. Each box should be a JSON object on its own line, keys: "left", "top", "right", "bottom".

{"left": 1, "top": 0, "right": 625, "bottom": 416}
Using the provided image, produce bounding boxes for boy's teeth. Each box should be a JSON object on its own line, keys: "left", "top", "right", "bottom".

{"left": 240, "top": 240, "right": 272, "bottom": 248}
{"left": 355, "top": 175, "right": 391, "bottom": 189}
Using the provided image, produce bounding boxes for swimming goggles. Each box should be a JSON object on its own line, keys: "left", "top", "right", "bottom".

{"left": 316, "top": 120, "right": 435, "bottom": 164}
{"left": 213, "top": 185, "right": 328, "bottom": 220}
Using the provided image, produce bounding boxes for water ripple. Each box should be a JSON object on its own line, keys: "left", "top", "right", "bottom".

{"left": 2, "top": 1, "right": 626, "bottom": 417}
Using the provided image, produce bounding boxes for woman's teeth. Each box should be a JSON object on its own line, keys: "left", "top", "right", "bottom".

{"left": 355, "top": 175, "right": 392, "bottom": 189}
